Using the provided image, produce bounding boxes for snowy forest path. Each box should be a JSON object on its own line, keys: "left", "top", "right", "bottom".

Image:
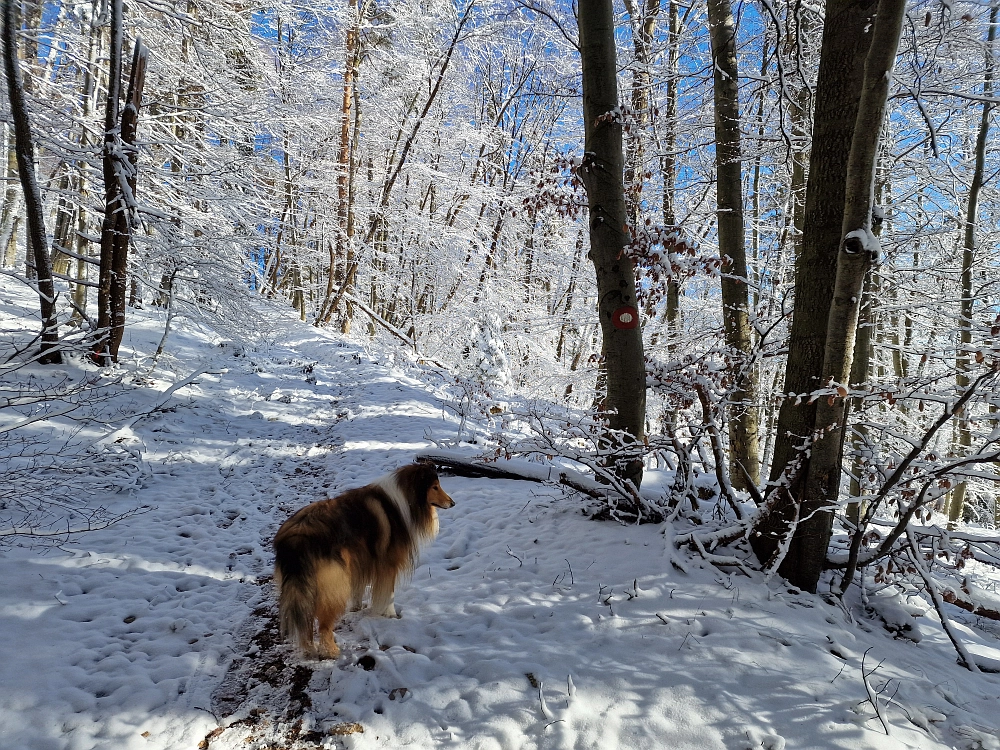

{"left": 3, "top": 309, "right": 1000, "bottom": 750}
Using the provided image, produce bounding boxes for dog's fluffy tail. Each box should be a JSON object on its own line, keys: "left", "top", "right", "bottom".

{"left": 274, "top": 548, "right": 316, "bottom": 652}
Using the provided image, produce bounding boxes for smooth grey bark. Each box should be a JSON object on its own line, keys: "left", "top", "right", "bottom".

{"left": 578, "top": 0, "right": 647, "bottom": 494}
{"left": 846, "top": 176, "right": 885, "bottom": 527}
{"left": 2, "top": 0, "right": 61, "bottom": 363}
{"left": 793, "top": 0, "right": 907, "bottom": 593}
{"left": 707, "top": 0, "right": 760, "bottom": 490}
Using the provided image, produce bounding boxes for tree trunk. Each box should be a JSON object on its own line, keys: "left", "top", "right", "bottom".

{"left": 661, "top": 0, "right": 684, "bottom": 346}
{"left": 751, "top": 0, "right": 878, "bottom": 571}
{"left": 100, "top": 26, "right": 146, "bottom": 364}
{"left": 786, "top": 0, "right": 906, "bottom": 593}
{"left": 623, "top": 0, "right": 659, "bottom": 228}
{"left": 785, "top": 0, "right": 816, "bottom": 259}
{"left": 707, "top": 0, "right": 760, "bottom": 490}
{"left": 2, "top": 0, "right": 61, "bottom": 363}
{"left": 340, "top": 83, "right": 362, "bottom": 333}
{"left": 322, "top": 0, "right": 361, "bottom": 330}
{"left": 578, "top": 0, "right": 646, "bottom": 493}
{"left": 0, "top": 123, "right": 22, "bottom": 268}
{"left": 846, "top": 175, "right": 886, "bottom": 526}
{"left": 70, "top": 0, "right": 102, "bottom": 327}
{"left": 951, "top": 5, "right": 996, "bottom": 526}
{"left": 95, "top": 0, "right": 124, "bottom": 364}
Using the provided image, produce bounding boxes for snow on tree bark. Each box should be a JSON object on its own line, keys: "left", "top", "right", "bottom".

{"left": 2, "top": 0, "right": 62, "bottom": 364}
{"left": 577, "top": 0, "right": 646, "bottom": 493}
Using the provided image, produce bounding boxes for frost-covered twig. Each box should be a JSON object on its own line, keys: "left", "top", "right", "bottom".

{"left": 905, "top": 530, "right": 981, "bottom": 673}
{"left": 96, "top": 363, "right": 219, "bottom": 445}
{"left": 694, "top": 381, "right": 745, "bottom": 520}
{"left": 0, "top": 505, "right": 149, "bottom": 539}
{"left": 832, "top": 369, "right": 997, "bottom": 594}
{"left": 860, "top": 648, "right": 892, "bottom": 736}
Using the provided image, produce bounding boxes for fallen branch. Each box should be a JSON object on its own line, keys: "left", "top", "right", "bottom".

{"left": 940, "top": 588, "right": 1000, "bottom": 622}
{"left": 96, "top": 363, "right": 219, "bottom": 446}
{"left": 672, "top": 522, "right": 748, "bottom": 549}
{"left": 906, "top": 530, "right": 980, "bottom": 673}
{"left": 343, "top": 292, "right": 416, "bottom": 349}
{"left": 415, "top": 451, "right": 609, "bottom": 500}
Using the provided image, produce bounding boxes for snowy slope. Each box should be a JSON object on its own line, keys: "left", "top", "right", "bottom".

{"left": 2, "top": 287, "right": 1000, "bottom": 750}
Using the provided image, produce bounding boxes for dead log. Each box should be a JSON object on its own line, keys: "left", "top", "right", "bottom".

{"left": 941, "top": 588, "right": 1000, "bottom": 622}
{"left": 414, "top": 452, "right": 608, "bottom": 500}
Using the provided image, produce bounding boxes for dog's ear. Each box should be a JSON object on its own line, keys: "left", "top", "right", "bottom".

{"left": 415, "top": 460, "right": 439, "bottom": 482}
{"left": 414, "top": 458, "right": 439, "bottom": 479}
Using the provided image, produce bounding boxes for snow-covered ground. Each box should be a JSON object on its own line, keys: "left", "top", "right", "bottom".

{"left": 2, "top": 283, "right": 1000, "bottom": 750}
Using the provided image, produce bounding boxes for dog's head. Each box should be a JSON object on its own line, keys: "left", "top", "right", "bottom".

{"left": 398, "top": 461, "right": 455, "bottom": 509}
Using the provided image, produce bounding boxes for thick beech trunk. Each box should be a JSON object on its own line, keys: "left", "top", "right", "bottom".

{"left": 578, "top": 0, "right": 646, "bottom": 493}
{"left": 772, "top": 0, "right": 906, "bottom": 593}
{"left": 751, "top": 0, "right": 878, "bottom": 573}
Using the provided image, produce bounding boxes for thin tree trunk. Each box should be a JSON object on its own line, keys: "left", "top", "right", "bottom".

{"left": 0, "top": 123, "right": 22, "bottom": 267}
{"left": 321, "top": 0, "right": 362, "bottom": 330}
{"left": 2, "top": 0, "right": 61, "bottom": 363}
{"left": 95, "top": 0, "right": 124, "bottom": 364}
{"left": 623, "top": 0, "right": 659, "bottom": 227}
{"left": 1, "top": 198, "right": 23, "bottom": 267}
{"left": 340, "top": 83, "right": 362, "bottom": 333}
{"left": 49, "top": 171, "right": 73, "bottom": 276}
{"left": 70, "top": 2, "right": 102, "bottom": 327}
{"left": 707, "top": 0, "right": 760, "bottom": 489}
{"left": 951, "top": 5, "right": 996, "bottom": 526}
{"left": 661, "top": 0, "right": 685, "bottom": 344}
{"left": 319, "top": 2, "right": 475, "bottom": 324}
{"left": 578, "top": 0, "right": 647, "bottom": 494}
{"left": 102, "top": 39, "right": 146, "bottom": 362}
{"left": 786, "top": 0, "right": 815, "bottom": 259}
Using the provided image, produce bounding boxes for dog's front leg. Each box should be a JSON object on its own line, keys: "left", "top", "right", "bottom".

{"left": 370, "top": 574, "right": 398, "bottom": 618}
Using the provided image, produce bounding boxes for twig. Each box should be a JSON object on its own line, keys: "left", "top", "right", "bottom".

{"left": 860, "top": 648, "right": 891, "bottom": 736}
{"left": 96, "top": 363, "right": 217, "bottom": 446}
{"left": 905, "top": 530, "right": 981, "bottom": 673}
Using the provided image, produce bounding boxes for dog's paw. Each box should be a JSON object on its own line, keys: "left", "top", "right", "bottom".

{"left": 378, "top": 605, "right": 399, "bottom": 618}
{"left": 316, "top": 636, "right": 341, "bottom": 659}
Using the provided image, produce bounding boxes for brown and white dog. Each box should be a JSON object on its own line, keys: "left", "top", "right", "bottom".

{"left": 273, "top": 462, "right": 454, "bottom": 658}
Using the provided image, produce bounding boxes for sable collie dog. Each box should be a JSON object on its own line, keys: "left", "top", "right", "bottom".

{"left": 273, "top": 462, "right": 454, "bottom": 658}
